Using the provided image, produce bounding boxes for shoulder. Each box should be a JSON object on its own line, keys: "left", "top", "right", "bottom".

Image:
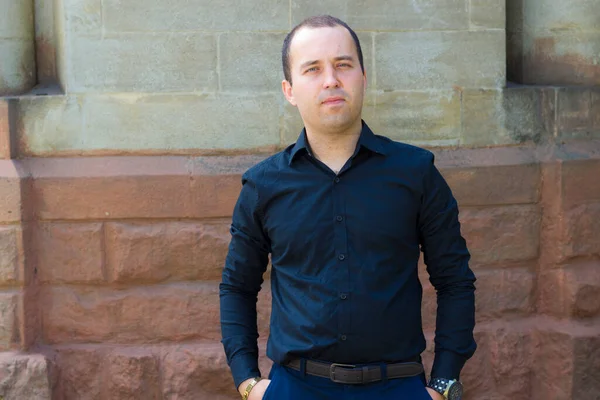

{"left": 377, "top": 136, "right": 435, "bottom": 169}
{"left": 241, "top": 147, "right": 291, "bottom": 184}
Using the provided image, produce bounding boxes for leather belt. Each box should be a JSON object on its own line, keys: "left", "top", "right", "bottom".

{"left": 283, "top": 357, "right": 424, "bottom": 385}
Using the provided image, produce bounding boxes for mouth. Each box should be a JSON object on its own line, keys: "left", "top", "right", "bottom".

{"left": 322, "top": 97, "right": 346, "bottom": 105}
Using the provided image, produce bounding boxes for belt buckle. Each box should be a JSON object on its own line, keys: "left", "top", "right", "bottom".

{"left": 329, "top": 363, "right": 359, "bottom": 384}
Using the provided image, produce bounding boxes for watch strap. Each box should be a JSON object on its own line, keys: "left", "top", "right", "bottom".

{"left": 241, "top": 377, "right": 263, "bottom": 400}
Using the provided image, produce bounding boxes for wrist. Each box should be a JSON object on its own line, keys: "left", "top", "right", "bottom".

{"left": 239, "top": 377, "right": 263, "bottom": 400}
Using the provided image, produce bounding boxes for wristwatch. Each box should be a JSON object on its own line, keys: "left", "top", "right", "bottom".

{"left": 241, "top": 377, "right": 263, "bottom": 400}
{"left": 427, "top": 377, "right": 463, "bottom": 400}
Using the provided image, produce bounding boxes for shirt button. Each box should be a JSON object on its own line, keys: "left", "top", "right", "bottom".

{"left": 340, "top": 335, "right": 347, "bottom": 341}
{"left": 340, "top": 293, "right": 347, "bottom": 300}
{"left": 334, "top": 177, "right": 340, "bottom": 183}
{"left": 336, "top": 215, "right": 343, "bottom": 222}
{"left": 338, "top": 254, "right": 346, "bottom": 261}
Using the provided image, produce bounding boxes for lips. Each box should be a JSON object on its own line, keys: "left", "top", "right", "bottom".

{"left": 322, "top": 97, "right": 345, "bottom": 105}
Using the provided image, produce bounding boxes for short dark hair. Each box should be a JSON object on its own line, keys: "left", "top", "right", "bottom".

{"left": 282, "top": 15, "right": 365, "bottom": 85}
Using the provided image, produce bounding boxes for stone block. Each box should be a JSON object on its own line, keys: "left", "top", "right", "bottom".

{"left": 442, "top": 163, "right": 540, "bottom": 207}
{"left": 522, "top": 0, "right": 600, "bottom": 32}
{"left": 533, "top": 325, "right": 600, "bottom": 399}
{"left": 469, "top": 0, "right": 506, "bottom": 29}
{"left": 0, "top": 0, "right": 33, "bottom": 39}
{"left": 521, "top": 31, "right": 600, "bottom": 86}
{"left": 41, "top": 283, "right": 271, "bottom": 344}
{"left": 67, "top": 34, "right": 218, "bottom": 93}
{"left": 291, "top": 0, "right": 469, "bottom": 31}
{"left": 103, "top": 0, "right": 289, "bottom": 31}
{"left": 0, "top": 292, "right": 19, "bottom": 350}
{"left": 363, "top": 90, "right": 461, "bottom": 146}
{"left": 0, "top": 352, "right": 52, "bottom": 399}
{"left": 556, "top": 88, "right": 599, "bottom": 139}
{"left": 538, "top": 261, "right": 600, "bottom": 318}
{"left": 562, "top": 158, "right": 600, "bottom": 207}
{"left": 18, "top": 94, "right": 281, "bottom": 155}
{"left": 459, "top": 205, "right": 540, "bottom": 266}
{"left": 35, "top": 222, "right": 104, "bottom": 284}
{"left": 562, "top": 202, "right": 600, "bottom": 259}
{"left": 63, "top": 0, "right": 102, "bottom": 34}
{"left": 375, "top": 31, "right": 505, "bottom": 90}
{"left": 53, "top": 347, "right": 103, "bottom": 399}
{"left": 0, "top": 39, "right": 36, "bottom": 95}
{"left": 220, "top": 33, "right": 286, "bottom": 92}
{"left": 475, "top": 268, "right": 535, "bottom": 322}
{"left": 105, "top": 222, "right": 230, "bottom": 283}
{"left": 0, "top": 226, "right": 21, "bottom": 285}
{"left": 106, "top": 349, "right": 161, "bottom": 400}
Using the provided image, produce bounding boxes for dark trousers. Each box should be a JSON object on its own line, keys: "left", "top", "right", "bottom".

{"left": 263, "top": 362, "right": 432, "bottom": 400}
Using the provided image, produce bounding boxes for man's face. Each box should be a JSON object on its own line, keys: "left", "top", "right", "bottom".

{"left": 282, "top": 26, "right": 366, "bottom": 134}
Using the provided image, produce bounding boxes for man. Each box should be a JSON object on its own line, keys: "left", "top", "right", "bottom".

{"left": 220, "top": 15, "right": 476, "bottom": 400}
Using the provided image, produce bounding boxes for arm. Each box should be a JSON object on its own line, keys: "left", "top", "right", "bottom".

{"left": 418, "top": 154, "right": 477, "bottom": 380}
{"left": 219, "top": 174, "right": 271, "bottom": 391}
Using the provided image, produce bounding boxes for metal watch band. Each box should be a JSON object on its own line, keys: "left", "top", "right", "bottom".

{"left": 241, "top": 377, "right": 263, "bottom": 400}
{"left": 428, "top": 377, "right": 463, "bottom": 400}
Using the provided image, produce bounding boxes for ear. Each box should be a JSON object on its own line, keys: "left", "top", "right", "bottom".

{"left": 282, "top": 79, "right": 297, "bottom": 106}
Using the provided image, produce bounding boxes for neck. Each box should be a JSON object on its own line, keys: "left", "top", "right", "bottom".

{"left": 304, "top": 119, "right": 363, "bottom": 170}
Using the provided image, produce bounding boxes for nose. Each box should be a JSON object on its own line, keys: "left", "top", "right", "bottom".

{"left": 322, "top": 66, "right": 340, "bottom": 89}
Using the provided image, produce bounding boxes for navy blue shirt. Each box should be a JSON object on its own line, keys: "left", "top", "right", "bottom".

{"left": 220, "top": 122, "right": 476, "bottom": 389}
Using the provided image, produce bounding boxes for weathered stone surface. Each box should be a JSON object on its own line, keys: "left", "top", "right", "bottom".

{"left": 62, "top": 0, "right": 102, "bottom": 34}
{"left": 442, "top": 163, "right": 540, "bottom": 207}
{"left": 363, "top": 90, "right": 461, "bottom": 146}
{"left": 460, "top": 205, "right": 540, "bottom": 266}
{"left": 0, "top": 352, "right": 52, "bottom": 399}
{"left": 538, "top": 261, "right": 600, "bottom": 318}
{"left": 52, "top": 347, "right": 103, "bottom": 399}
{"left": 556, "top": 88, "right": 600, "bottom": 139}
{"left": 35, "top": 223, "right": 104, "bottom": 284}
{"left": 562, "top": 158, "right": 600, "bottom": 207}
{"left": 562, "top": 202, "right": 600, "bottom": 259}
{"left": 533, "top": 324, "right": 600, "bottom": 399}
{"left": 375, "top": 31, "right": 505, "bottom": 90}
{"left": 41, "top": 283, "right": 271, "bottom": 344}
{"left": 0, "top": 0, "right": 34, "bottom": 39}
{"left": 291, "top": 0, "right": 469, "bottom": 30}
{"left": 469, "top": 0, "right": 506, "bottom": 29}
{"left": 220, "top": 33, "right": 286, "bottom": 92}
{"left": 522, "top": 0, "right": 600, "bottom": 31}
{"left": 105, "top": 222, "right": 230, "bottom": 283}
{"left": 475, "top": 268, "right": 535, "bottom": 322}
{"left": 67, "top": 34, "right": 218, "bottom": 93}
{"left": 0, "top": 39, "right": 36, "bottom": 95}
{"left": 103, "top": 0, "right": 289, "bottom": 31}
{"left": 18, "top": 94, "right": 281, "bottom": 155}
{"left": 0, "top": 227, "right": 21, "bottom": 285}
{"left": 0, "top": 292, "right": 19, "bottom": 350}
{"left": 106, "top": 349, "right": 161, "bottom": 399}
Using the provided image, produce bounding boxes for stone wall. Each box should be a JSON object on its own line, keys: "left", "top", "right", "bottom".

{"left": 0, "top": 0, "right": 599, "bottom": 399}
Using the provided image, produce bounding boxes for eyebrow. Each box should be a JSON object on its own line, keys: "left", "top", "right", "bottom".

{"left": 299, "top": 55, "right": 355, "bottom": 70}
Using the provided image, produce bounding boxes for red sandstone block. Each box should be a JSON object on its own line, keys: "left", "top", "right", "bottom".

{"left": 475, "top": 268, "right": 535, "bottom": 322}
{"left": 0, "top": 160, "right": 22, "bottom": 223}
{"left": 0, "top": 226, "right": 23, "bottom": 285}
{"left": 533, "top": 323, "right": 600, "bottom": 400}
{"left": 442, "top": 163, "right": 540, "bottom": 207}
{"left": 52, "top": 347, "right": 104, "bottom": 399}
{"left": 0, "top": 291, "right": 20, "bottom": 350}
{"left": 106, "top": 348, "right": 161, "bottom": 399}
{"left": 0, "top": 100, "right": 11, "bottom": 159}
{"left": 460, "top": 205, "right": 541, "bottom": 266}
{"left": 35, "top": 222, "right": 105, "bottom": 284}
{"left": 561, "top": 202, "right": 600, "bottom": 259}
{"left": 105, "top": 221, "right": 230, "bottom": 284}
{"left": 538, "top": 261, "right": 600, "bottom": 318}
{"left": 561, "top": 159, "right": 600, "bottom": 207}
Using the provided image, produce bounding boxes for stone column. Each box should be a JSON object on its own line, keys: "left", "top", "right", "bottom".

{"left": 0, "top": 0, "right": 36, "bottom": 95}
{"left": 508, "top": 0, "right": 600, "bottom": 85}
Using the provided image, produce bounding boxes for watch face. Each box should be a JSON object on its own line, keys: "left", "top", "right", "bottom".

{"left": 447, "top": 381, "right": 463, "bottom": 400}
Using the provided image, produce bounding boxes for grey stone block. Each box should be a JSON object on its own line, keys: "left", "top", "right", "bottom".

{"left": 66, "top": 33, "right": 218, "bottom": 93}
{"left": 523, "top": 0, "right": 600, "bottom": 31}
{"left": 291, "top": 0, "right": 469, "bottom": 31}
{"left": 17, "top": 94, "right": 281, "bottom": 155}
{"left": 220, "top": 32, "right": 286, "bottom": 92}
{"left": 103, "top": 0, "right": 289, "bottom": 32}
{"left": 375, "top": 31, "right": 505, "bottom": 90}
{"left": 0, "top": 39, "right": 36, "bottom": 96}
{"left": 470, "top": 0, "right": 506, "bottom": 30}
{"left": 0, "top": 0, "right": 34, "bottom": 39}
{"left": 63, "top": 0, "right": 102, "bottom": 35}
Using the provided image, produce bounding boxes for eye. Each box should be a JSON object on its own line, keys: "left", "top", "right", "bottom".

{"left": 337, "top": 63, "right": 352, "bottom": 68}
{"left": 306, "top": 67, "right": 319, "bottom": 73}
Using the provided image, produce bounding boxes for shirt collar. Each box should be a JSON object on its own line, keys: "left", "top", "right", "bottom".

{"left": 289, "top": 120, "right": 386, "bottom": 165}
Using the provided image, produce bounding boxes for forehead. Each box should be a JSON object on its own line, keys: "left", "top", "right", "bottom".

{"left": 289, "top": 25, "right": 357, "bottom": 66}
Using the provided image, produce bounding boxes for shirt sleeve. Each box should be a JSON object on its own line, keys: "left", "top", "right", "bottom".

{"left": 219, "top": 173, "right": 271, "bottom": 390}
{"left": 418, "top": 153, "right": 477, "bottom": 380}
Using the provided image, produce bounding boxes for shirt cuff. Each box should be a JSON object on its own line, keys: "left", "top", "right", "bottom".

{"left": 430, "top": 350, "right": 467, "bottom": 380}
{"left": 230, "top": 353, "right": 262, "bottom": 390}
